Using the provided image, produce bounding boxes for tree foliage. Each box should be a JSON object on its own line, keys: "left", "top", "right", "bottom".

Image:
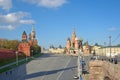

{"left": 58, "top": 45, "right": 62, "bottom": 49}
{"left": 50, "top": 45, "right": 55, "bottom": 49}
{"left": 83, "top": 42, "right": 87, "bottom": 46}
{"left": 117, "top": 44, "right": 120, "bottom": 47}
{"left": 30, "top": 45, "right": 41, "bottom": 56}
{"left": 94, "top": 43, "right": 99, "bottom": 46}
{"left": 0, "top": 39, "right": 19, "bottom": 50}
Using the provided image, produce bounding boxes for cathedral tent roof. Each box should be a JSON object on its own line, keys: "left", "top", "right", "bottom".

{"left": 67, "top": 38, "right": 71, "bottom": 41}
{"left": 80, "top": 37, "right": 83, "bottom": 41}
{"left": 75, "top": 37, "right": 78, "bottom": 40}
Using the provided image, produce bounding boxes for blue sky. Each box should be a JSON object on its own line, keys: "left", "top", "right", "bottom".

{"left": 0, "top": 0, "right": 120, "bottom": 49}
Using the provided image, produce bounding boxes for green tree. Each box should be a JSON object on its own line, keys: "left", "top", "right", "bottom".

{"left": 117, "top": 44, "right": 120, "bottom": 47}
{"left": 50, "top": 45, "right": 55, "bottom": 49}
{"left": 30, "top": 45, "right": 41, "bottom": 56}
{"left": 0, "top": 39, "right": 19, "bottom": 50}
{"left": 94, "top": 43, "right": 99, "bottom": 46}
{"left": 83, "top": 42, "right": 87, "bottom": 46}
{"left": 58, "top": 45, "right": 62, "bottom": 49}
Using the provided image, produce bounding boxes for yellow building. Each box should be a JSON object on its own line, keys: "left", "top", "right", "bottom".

{"left": 49, "top": 48, "right": 64, "bottom": 54}
{"left": 93, "top": 46, "right": 120, "bottom": 57}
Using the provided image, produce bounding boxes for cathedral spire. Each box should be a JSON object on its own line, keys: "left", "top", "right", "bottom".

{"left": 71, "top": 27, "right": 76, "bottom": 48}
{"left": 86, "top": 39, "right": 89, "bottom": 45}
{"left": 80, "top": 37, "right": 83, "bottom": 41}
{"left": 72, "top": 27, "right": 75, "bottom": 34}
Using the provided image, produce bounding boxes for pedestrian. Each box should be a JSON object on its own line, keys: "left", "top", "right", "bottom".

{"left": 82, "top": 70, "right": 85, "bottom": 75}
{"left": 80, "top": 75, "right": 83, "bottom": 80}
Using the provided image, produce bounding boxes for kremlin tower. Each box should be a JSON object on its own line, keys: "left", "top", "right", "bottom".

{"left": 28, "top": 25, "right": 38, "bottom": 45}
{"left": 18, "top": 25, "right": 38, "bottom": 56}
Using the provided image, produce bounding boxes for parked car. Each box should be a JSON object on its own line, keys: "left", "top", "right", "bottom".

{"left": 106, "top": 53, "right": 118, "bottom": 58}
{"left": 91, "top": 56, "right": 98, "bottom": 60}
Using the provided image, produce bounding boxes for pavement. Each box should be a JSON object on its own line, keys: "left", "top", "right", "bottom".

{"left": 82, "top": 55, "right": 91, "bottom": 80}
{"left": 19, "top": 53, "right": 78, "bottom": 80}
{"left": 0, "top": 53, "right": 92, "bottom": 80}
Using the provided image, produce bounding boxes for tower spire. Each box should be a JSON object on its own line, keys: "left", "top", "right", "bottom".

{"left": 32, "top": 24, "right": 35, "bottom": 32}
{"left": 71, "top": 27, "right": 76, "bottom": 48}
{"left": 31, "top": 24, "right": 36, "bottom": 39}
{"left": 73, "top": 27, "right": 75, "bottom": 33}
{"left": 86, "top": 39, "right": 89, "bottom": 45}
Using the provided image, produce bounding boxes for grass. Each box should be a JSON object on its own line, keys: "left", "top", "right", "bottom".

{"left": 0, "top": 60, "right": 28, "bottom": 73}
{"left": 0, "top": 56, "right": 26, "bottom": 67}
{"left": 0, "top": 53, "right": 43, "bottom": 73}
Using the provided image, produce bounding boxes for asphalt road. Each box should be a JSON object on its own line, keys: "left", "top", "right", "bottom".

{"left": 20, "top": 53, "right": 78, "bottom": 80}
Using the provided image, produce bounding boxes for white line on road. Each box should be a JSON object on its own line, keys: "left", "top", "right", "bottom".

{"left": 56, "top": 57, "right": 71, "bottom": 80}
{"left": 40, "top": 56, "right": 57, "bottom": 80}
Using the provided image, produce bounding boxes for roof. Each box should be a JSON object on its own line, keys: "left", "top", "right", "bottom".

{"left": 22, "top": 31, "right": 27, "bottom": 35}
{"left": 80, "top": 37, "right": 83, "bottom": 41}
{"left": 75, "top": 37, "right": 78, "bottom": 40}
{"left": 70, "top": 47, "right": 74, "bottom": 50}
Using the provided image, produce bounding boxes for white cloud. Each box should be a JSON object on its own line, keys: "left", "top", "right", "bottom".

{"left": 0, "top": 12, "right": 35, "bottom": 30}
{"left": 20, "top": 20, "right": 35, "bottom": 24}
{"left": 23, "top": 0, "right": 67, "bottom": 8}
{"left": 0, "top": 12, "right": 29, "bottom": 24}
{"left": 0, "top": 0, "right": 12, "bottom": 11}
{"left": 108, "top": 27, "right": 118, "bottom": 31}
{"left": 0, "top": 25, "right": 15, "bottom": 30}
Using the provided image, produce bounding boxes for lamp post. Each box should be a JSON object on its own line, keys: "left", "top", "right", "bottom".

{"left": 78, "top": 49, "right": 82, "bottom": 79}
{"left": 26, "top": 54, "right": 27, "bottom": 61}
{"left": 109, "top": 36, "right": 111, "bottom": 61}
{"left": 104, "top": 42, "right": 106, "bottom": 57}
{"left": 31, "top": 50, "right": 33, "bottom": 58}
{"left": 16, "top": 51, "right": 18, "bottom": 65}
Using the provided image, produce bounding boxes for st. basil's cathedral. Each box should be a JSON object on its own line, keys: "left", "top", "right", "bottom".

{"left": 66, "top": 29, "right": 91, "bottom": 55}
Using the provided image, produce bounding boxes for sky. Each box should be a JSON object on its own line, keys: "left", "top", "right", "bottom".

{"left": 0, "top": 0, "right": 120, "bottom": 49}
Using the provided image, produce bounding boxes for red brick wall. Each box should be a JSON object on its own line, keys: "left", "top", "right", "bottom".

{"left": 18, "top": 43, "right": 30, "bottom": 56}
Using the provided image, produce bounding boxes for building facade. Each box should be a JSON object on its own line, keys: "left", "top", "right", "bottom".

{"left": 49, "top": 48, "right": 64, "bottom": 54}
{"left": 83, "top": 41, "right": 92, "bottom": 55}
{"left": 66, "top": 29, "right": 92, "bottom": 55}
{"left": 18, "top": 26, "right": 38, "bottom": 56}
{"left": 94, "top": 46, "right": 120, "bottom": 57}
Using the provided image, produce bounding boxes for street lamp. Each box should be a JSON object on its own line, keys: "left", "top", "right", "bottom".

{"left": 16, "top": 51, "right": 18, "bottom": 65}
{"left": 26, "top": 53, "right": 27, "bottom": 61}
{"left": 104, "top": 42, "right": 106, "bottom": 57}
{"left": 78, "top": 49, "right": 82, "bottom": 79}
{"left": 109, "top": 36, "right": 111, "bottom": 61}
{"left": 31, "top": 50, "right": 33, "bottom": 58}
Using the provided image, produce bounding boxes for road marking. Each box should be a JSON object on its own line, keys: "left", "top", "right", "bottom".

{"left": 56, "top": 57, "right": 71, "bottom": 80}
{"left": 40, "top": 55, "right": 59, "bottom": 80}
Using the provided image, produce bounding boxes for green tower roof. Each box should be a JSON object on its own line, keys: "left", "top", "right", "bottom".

{"left": 32, "top": 24, "right": 35, "bottom": 32}
{"left": 80, "top": 37, "right": 83, "bottom": 41}
{"left": 22, "top": 31, "right": 27, "bottom": 35}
